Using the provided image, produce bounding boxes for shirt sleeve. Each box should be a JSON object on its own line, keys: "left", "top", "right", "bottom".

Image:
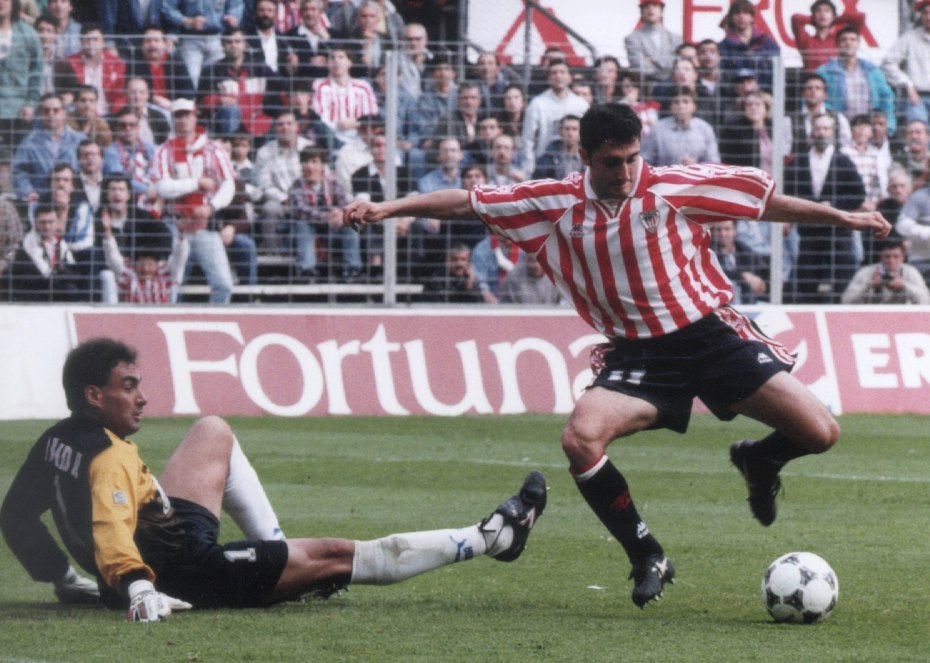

{"left": 88, "top": 441, "right": 156, "bottom": 591}
{"left": 650, "top": 164, "right": 775, "bottom": 225}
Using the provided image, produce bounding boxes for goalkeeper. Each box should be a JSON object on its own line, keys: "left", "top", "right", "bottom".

{"left": 0, "top": 338, "right": 546, "bottom": 622}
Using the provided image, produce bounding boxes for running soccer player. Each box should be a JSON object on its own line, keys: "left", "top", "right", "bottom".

{"left": 342, "top": 102, "right": 892, "bottom": 608}
{"left": 0, "top": 338, "right": 546, "bottom": 621}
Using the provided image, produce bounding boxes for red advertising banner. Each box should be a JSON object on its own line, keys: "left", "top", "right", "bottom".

{"left": 69, "top": 307, "right": 930, "bottom": 418}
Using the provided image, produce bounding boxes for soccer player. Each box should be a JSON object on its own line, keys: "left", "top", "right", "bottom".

{"left": 343, "top": 102, "right": 892, "bottom": 609}
{"left": 0, "top": 339, "right": 546, "bottom": 622}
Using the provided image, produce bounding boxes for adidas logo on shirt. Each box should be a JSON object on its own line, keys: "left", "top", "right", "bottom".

{"left": 757, "top": 353, "right": 772, "bottom": 364}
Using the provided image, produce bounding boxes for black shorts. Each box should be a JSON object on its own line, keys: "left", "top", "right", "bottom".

{"left": 590, "top": 307, "right": 795, "bottom": 433}
{"left": 134, "top": 498, "right": 289, "bottom": 609}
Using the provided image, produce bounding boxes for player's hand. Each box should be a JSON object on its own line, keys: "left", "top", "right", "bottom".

{"left": 53, "top": 566, "right": 100, "bottom": 604}
{"left": 845, "top": 210, "right": 892, "bottom": 238}
{"left": 126, "top": 580, "right": 192, "bottom": 622}
{"left": 343, "top": 198, "right": 384, "bottom": 231}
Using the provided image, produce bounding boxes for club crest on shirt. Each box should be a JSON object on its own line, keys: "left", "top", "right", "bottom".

{"left": 639, "top": 210, "right": 660, "bottom": 233}
{"left": 570, "top": 224, "right": 585, "bottom": 238}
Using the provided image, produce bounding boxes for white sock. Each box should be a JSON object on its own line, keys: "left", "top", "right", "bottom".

{"left": 351, "top": 525, "right": 490, "bottom": 585}
{"left": 222, "top": 436, "right": 285, "bottom": 540}
{"left": 478, "top": 513, "right": 514, "bottom": 558}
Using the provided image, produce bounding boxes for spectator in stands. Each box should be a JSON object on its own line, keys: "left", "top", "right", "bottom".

{"left": 95, "top": 175, "right": 145, "bottom": 253}
{"left": 350, "top": 130, "right": 412, "bottom": 277}
{"left": 253, "top": 109, "right": 311, "bottom": 252}
{"left": 101, "top": 210, "right": 191, "bottom": 305}
{"left": 623, "top": 0, "right": 682, "bottom": 83}
{"left": 58, "top": 23, "right": 127, "bottom": 116}
{"left": 247, "top": 0, "right": 289, "bottom": 76}
{"left": 444, "top": 163, "right": 489, "bottom": 250}
{"left": 213, "top": 133, "right": 258, "bottom": 287}
{"left": 411, "top": 136, "right": 464, "bottom": 276}
{"left": 312, "top": 47, "right": 380, "bottom": 146}
{"left": 444, "top": 82, "right": 484, "bottom": 151}
{"left": 407, "top": 52, "right": 458, "bottom": 175}
{"left": 895, "top": 166, "right": 930, "bottom": 282}
{"left": 162, "top": 0, "right": 244, "bottom": 89}
{"left": 33, "top": 13, "right": 59, "bottom": 96}
{"left": 791, "top": 0, "right": 865, "bottom": 72}
{"left": 591, "top": 55, "right": 621, "bottom": 105}
{"left": 75, "top": 139, "right": 104, "bottom": 213}
{"left": 472, "top": 51, "right": 514, "bottom": 114}
{"left": 496, "top": 83, "right": 526, "bottom": 144}
{"left": 617, "top": 71, "right": 659, "bottom": 138}
{"left": 198, "top": 26, "right": 274, "bottom": 137}
{"left": 0, "top": 0, "right": 42, "bottom": 153}
{"left": 870, "top": 109, "right": 895, "bottom": 176}
{"left": 66, "top": 85, "right": 112, "bottom": 149}
{"left": 284, "top": 0, "right": 330, "bottom": 82}
{"left": 842, "top": 114, "right": 886, "bottom": 212}
{"left": 498, "top": 252, "right": 560, "bottom": 305}
{"left": 471, "top": 233, "right": 521, "bottom": 304}
{"left": 486, "top": 134, "right": 526, "bottom": 186}
{"left": 289, "top": 78, "right": 341, "bottom": 153}
{"left": 98, "top": 0, "right": 164, "bottom": 56}
{"left": 12, "top": 93, "right": 83, "bottom": 203}
{"left": 288, "top": 144, "right": 360, "bottom": 281}
{"left": 463, "top": 114, "right": 501, "bottom": 167}
{"left": 894, "top": 118, "right": 930, "bottom": 190}
{"left": 783, "top": 112, "right": 866, "bottom": 303}
{"left": 48, "top": 0, "right": 81, "bottom": 58}
{"left": 5, "top": 202, "right": 82, "bottom": 301}
{"left": 881, "top": 0, "right": 930, "bottom": 125}
{"left": 719, "top": 90, "right": 774, "bottom": 173}
{"left": 127, "top": 28, "right": 197, "bottom": 113}
{"left": 533, "top": 113, "right": 582, "bottom": 180}
{"left": 103, "top": 107, "right": 159, "bottom": 215}
{"left": 841, "top": 238, "right": 930, "bottom": 304}
{"left": 125, "top": 77, "right": 172, "bottom": 147}
{"left": 877, "top": 165, "right": 911, "bottom": 230}
{"left": 526, "top": 46, "right": 567, "bottom": 98}
{"left": 420, "top": 242, "right": 484, "bottom": 303}
{"left": 370, "top": 63, "right": 416, "bottom": 149}
{"left": 818, "top": 26, "right": 896, "bottom": 138}
{"left": 0, "top": 181, "right": 23, "bottom": 275}
{"left": 641, "top": 86, "right": 720, "bottom": 167}
{"left": 717, "top": 0, "right": 780, "bottom": 92}
{"left": 522, "top": 59, "right": 589, "bottom": 175}
{"left": 150, "top": 98, "right": 237, "bottom": 304}
{"left": 696, "top": 38, "right": 726, "bottom": 129}
{"left": 398, "top": 22, "right": 433, "bottom": 100}
{"left": 650, "top": 56, "right": 715, "bottom": 121}
{"left": 711, "top": 219, "right": 767, "bottom": 305}
{"left": 790, "top": 72, "right": 852, "bottom": 153}
{"left": 338, "top": 0, "right": 393, "bottom": 73}
{"left": 675, "top": 41, "right": 699, "bottom": 68}
{"left": 334, "top": 113, "right": 384, "bottom": 196}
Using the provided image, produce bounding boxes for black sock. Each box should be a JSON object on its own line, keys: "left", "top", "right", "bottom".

{"left": 574, "top": 457, "right": 663, "bottom": 564}
{"left": 749, "top": 431, "right": 813, "bottom": 468}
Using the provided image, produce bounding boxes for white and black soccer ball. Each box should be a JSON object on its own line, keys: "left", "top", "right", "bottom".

{"left": 761, "top": 552, "right": 838, "bottom": 624}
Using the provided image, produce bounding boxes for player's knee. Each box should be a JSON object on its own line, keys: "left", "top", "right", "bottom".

{"left": 813, "top": 417, "right": 840, "bottom": 452}
{"left": 560, "top": 418, "right": 608, "bottom": 466}
{"left": 190, "top": 415, "right": 234, "bottom": 447}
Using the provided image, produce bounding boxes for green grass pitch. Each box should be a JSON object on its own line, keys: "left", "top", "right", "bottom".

{"left": 1, "top": 413, "right": 927, "bottom": 662}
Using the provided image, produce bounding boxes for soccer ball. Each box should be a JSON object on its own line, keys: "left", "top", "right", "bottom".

{"left": 761, "top": 552, "right": 838, "bottom": 624}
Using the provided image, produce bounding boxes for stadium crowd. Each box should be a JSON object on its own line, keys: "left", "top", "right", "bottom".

{"left": 0, "top": 0, "right": 929, "bottom": 305}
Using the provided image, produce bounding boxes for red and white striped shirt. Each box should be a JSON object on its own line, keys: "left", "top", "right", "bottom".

{"left": 311, "top": 76, "right": 379, "bottom": 132}
{"left": 470, "top": 160, "right": 775, "bottom": 339}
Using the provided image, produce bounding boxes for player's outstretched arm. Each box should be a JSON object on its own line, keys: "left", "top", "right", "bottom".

{"left": 764, "top": 193, "right": 892, "bottom": 238}
{"left": 343, "top": 189, "right": 477, "bottom": 229}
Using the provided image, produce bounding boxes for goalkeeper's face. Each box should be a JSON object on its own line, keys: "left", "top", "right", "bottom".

{"left": 88, "top": 361, "right": 147, "bottom": 439}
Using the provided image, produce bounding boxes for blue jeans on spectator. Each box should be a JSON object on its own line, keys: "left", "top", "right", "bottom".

{"left": 904, "top": 93, "right": 930, "bottom": 124}
{"left": 226, "top": 233, "right": 258, "bottom": 285}
{"left": 177, "top": 35, "right": 223, "bottom": 88}
{"left": 187, "top": 229, "right": 234, "bottom": 303}
{"left": 293, "top": 221, "right": 362, "bottom": 278}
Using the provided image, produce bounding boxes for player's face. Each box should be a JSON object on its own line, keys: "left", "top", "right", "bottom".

{"left": 582, "top": 140, "right": 641, "bottom": 200}
{"left": 92, "top": 362, "right": 147, "bottom": 438}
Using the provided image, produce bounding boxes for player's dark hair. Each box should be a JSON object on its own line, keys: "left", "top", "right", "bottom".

{"left": 580, "top": 103, "right": 642, "bottom": 154}
{"left": 63, "top": 339, "right": 137, "bottom": 413}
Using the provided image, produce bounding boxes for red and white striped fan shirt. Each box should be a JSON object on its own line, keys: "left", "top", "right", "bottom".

{"left": 311, "top": 76, "right": 379, "bottom": 129}
{"left": 470, "top": 160, "right": 776, "bottom": 339}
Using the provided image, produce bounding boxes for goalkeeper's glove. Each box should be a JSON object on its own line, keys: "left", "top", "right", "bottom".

{"left": 53, "top": 566, "right": 100, "bottom": 604}
{"left": 126, "top": 580, "right": 193, "bottom": 622}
